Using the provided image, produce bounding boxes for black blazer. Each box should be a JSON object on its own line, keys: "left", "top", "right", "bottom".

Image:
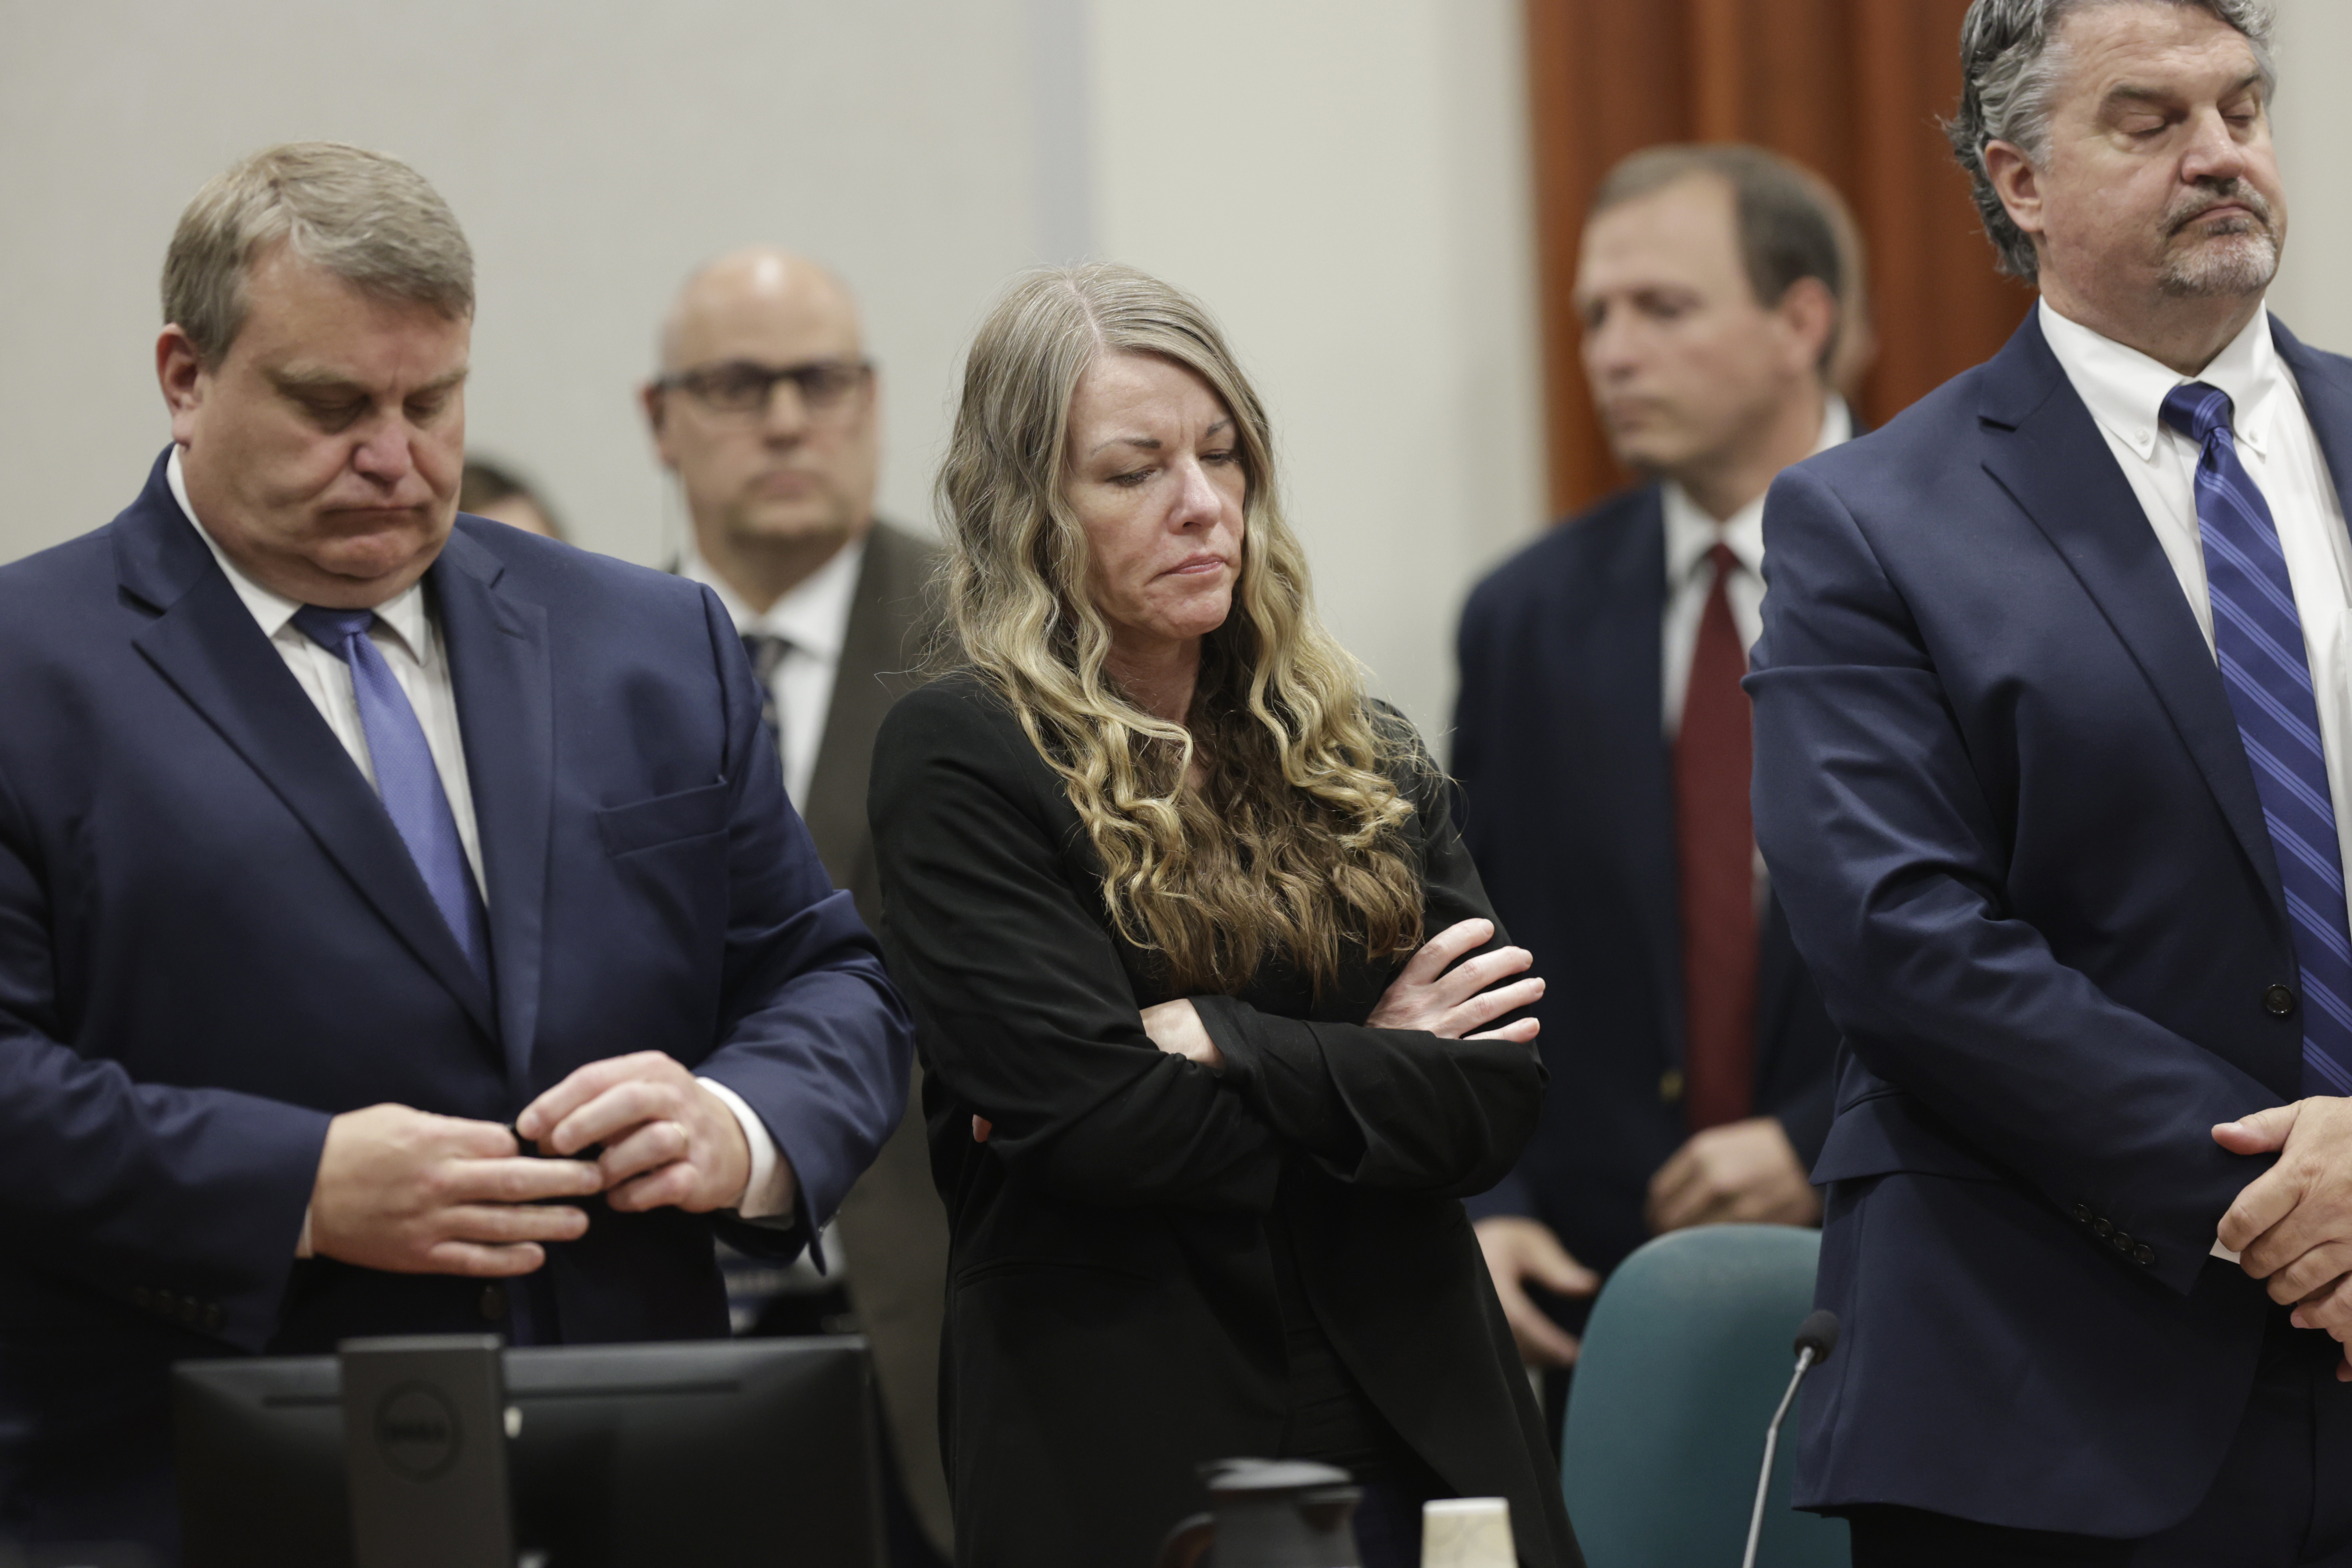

{"left": 1452, "top": 487, "right": 1838, "bottom": 1294}
{"left": 869, "top": 675, "right": 1580, "bottom": 1568}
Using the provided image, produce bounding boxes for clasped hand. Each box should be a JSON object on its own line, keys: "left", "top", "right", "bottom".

{"left": 2214, "top": 1095, "right": 2352, "bottom": 1378}
{"left": 310, "top": 1051, "right": 756, "bottom": 1277}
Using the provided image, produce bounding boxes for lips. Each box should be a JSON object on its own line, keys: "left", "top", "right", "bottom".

{"left": 1163, "top": 554, "right": 1230, "bottom": 578}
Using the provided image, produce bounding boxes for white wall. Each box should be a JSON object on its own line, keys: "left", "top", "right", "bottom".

{"left": 0, "top": 0, "right": 1546, "bottom": 743}
{"left": 2267, "top": 0, "right": 2352, "bottom": 354}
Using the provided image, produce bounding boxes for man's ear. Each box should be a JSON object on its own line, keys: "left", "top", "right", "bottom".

{"left": 1982, "top": 140, "right": 2047, "bottom": 245}
{"left": 1775, "top": 276, "right": 1838, "bottom": 378}
{"left": 642, "top": 382, "right": 677, "bottom": 467}
{"left": 157, "top": 325, "right": 207, "bottom": 445}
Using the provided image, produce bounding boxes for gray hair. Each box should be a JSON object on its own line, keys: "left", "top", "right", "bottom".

{"left": 162, "top": 141, "right": 474, "bottom": 362}
{"left": 1949, "top": 0, "right": 2276, "bottom": 279}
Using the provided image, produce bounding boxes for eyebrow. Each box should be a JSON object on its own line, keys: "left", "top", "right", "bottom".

{"left": 1085, "top": 417, "right": 1233, "bottom": 459}
{"left": 269, "top": 365, "right": 471, "bottom": 397}
{"left": 2103, "top": 71, "right": 2266, "bottom": 110}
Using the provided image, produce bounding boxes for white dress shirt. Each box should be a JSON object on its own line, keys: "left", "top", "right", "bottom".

{"left": 1661, "top": 395, "right": 1853, "bottom": 735}
{"left": 680, "top": 533, "right": 868, "bottom": 807}
{"left": 166, "top": 449, "right": 790, "bottom": 1223}
{"left": 2037, "top": 299, "right": 2352, "bottom": 915}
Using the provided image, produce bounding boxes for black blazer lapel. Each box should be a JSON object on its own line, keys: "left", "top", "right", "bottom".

{"left": 1976, "top": 312, "right": 2289, "bottom": 932}
{"left": 434, "top": 527, "right": 552, "bottom": 1091}
{"left": 116, "top": 472, "right": 500, "bottom": 1041}
{"left": 1596, "top": 493, "right": 1687, "bottom": 1059}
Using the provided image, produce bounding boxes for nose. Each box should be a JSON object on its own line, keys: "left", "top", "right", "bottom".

{"left": 760, "top": 378, "right": 812, "bottom": 442}
{"left": 1168, "top": 456, "right": 1223, "bottom": 532}
{"left": 349, "top": 417, "right": 415, "bottom": 489}
{"left": 2181, "top": 105, "right": 2251, "bottom": 187}
{"left": 1582, "top": 301, "right": 1639, "bottom": 384}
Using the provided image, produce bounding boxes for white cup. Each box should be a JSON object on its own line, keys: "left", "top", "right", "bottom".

{"left": 1421, "top": 1496, "right": 1514, "bottom": 1568}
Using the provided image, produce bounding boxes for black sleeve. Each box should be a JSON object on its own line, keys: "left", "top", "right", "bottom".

{"left": 869, "top": 683, "right": 1283, "bottom": 1212}
{"left": 1191, "top": 714, "right": 1547, "bottom": 1198}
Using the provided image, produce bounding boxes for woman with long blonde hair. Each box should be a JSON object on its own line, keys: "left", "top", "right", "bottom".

{"left": 869, "top": 264, "right": 1580, "bottom": 1568}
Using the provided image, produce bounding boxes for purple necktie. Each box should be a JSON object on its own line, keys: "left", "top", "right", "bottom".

{"left": 2162, "top": 381, "right": 2352, "bottom": 1095}
{"left": 291, "top": 606, "right": 489, "bottom": 978}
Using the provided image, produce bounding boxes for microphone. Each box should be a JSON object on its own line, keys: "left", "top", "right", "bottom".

{"left": 1740, "top": 1310, "right": 1839, "bottom": 1568}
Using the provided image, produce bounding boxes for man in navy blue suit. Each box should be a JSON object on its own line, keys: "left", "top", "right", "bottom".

{"left": 1454, "top": 145, "right": 1859, "bottom": 1392}
{"left": 0, "top": 143, "right": 911, "bottom": 1557}
{"left": 1754, "top": 2, "right": 2352, "bottom": 1560}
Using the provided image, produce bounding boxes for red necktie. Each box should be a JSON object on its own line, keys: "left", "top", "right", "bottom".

{"left": 1676, "top": 542, "right": 1757, "bottom": 1130}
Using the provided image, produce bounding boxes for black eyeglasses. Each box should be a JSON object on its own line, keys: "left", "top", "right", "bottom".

{"left": 655, "top": 358, "right": 874, "bottom": 420}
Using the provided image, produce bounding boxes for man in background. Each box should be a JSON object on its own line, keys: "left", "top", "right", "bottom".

{"left": 643, "top": 248, "right": 950, "bottom": 1565}
{"left": 1454, "top": 144, "right": 1856, "bottom": 1407}
{"left": 0, "top": 144, "right": 910, "bottom": 1556}
{"left": 459, "top": 457, "right": 564, "bottom": 541}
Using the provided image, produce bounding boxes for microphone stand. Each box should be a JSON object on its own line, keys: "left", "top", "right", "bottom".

{"left": 1741, "top": 1309, "right": 1837, "bottom": 1568}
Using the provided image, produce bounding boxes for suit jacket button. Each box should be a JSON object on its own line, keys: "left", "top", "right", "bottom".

{"left": 479, "top": 1284, "right": 508, "bottom": 1322}
{"left": 2265, "top": 984, "right": 2297, "bottom": 1017}
{"left": 2091, "top": 1217, "right": 2113, "bottom": 1238}
{"left": 1659, "top": 1068, "right": 1684, "bottom": 1103}
{"left": 2134, "top": 1243, "right": 2156, "bottom": 1267}
{"left": 2110, "top": 1231, "right": 2134, "bottom": 1253}
{"left": 2072, "top": 1204, "right": 2093, "bottom": 1225}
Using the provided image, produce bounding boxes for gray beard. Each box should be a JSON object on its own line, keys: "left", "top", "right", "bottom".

{"left": 2158, "top": 224, "right": 2280, "bottom": 299}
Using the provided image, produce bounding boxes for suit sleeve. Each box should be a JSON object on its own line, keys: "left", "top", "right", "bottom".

{"left": 677, "top": 587, "right": 913, "bottom": 1253}
{"left": 869, "top": 684, "right": 1285, "bottom": 1211}
{"left": 1749, "top": 463, "right": 2275, "bottom": 1294}
{"left": 0, "top": 753, "right": 329, "bottom": 1352}
{"left": 1450, "top": 576, "right": 1542, "bottom": 1222}
{"left": 1189, "top": 720, "right": 1546, "bottom": 1199}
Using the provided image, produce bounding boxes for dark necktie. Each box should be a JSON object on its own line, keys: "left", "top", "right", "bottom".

{"left": 2163, "top": 382, "right": 2352, "bottom": 1095}
{"left": 1676, "top": 542, "right": 1758, "bottom": 1129}
{"left": 743, "top": 632, "right": 790, "bottom": 785}
{"left": 291, "top": 606, "right": 489, "bottom": 977}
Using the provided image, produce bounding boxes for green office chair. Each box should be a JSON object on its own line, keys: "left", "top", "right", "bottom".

{"left": 1560, "top": 1224, "right": 1850, "bottom": 1568}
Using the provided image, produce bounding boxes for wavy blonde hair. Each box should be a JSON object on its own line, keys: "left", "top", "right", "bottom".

{"left": 934, "top": 264, "right": 1424, "bottom": 994}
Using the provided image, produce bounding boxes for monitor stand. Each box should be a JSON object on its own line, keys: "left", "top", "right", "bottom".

{"left": 340, "top": 1335, "right": 517, "bottom": 1568}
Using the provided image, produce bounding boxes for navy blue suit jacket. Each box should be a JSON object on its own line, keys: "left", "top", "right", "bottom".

{"left": 1452, "top": 489, "right": 1837, "bottom": 1298}
{"left": 0, "top": 453, "right": 912, "bottom": 1546}
{"left": 1749, "top": 313, "right": 2346, "bottom": 1534}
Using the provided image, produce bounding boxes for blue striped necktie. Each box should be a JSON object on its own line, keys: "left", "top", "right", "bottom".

{"left": 2163, "top": 381, "right": 2352, "bottom": 1095}
{"left": 291, "top": 606, "right": 490, "bottom": 979}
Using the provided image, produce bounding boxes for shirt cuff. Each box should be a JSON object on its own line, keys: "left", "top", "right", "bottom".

{"left": 699, "top": 1075, "right": 794, "bottom": 1221}
{"left": 296, "top": 1206, "right": 314, "bottom": 1259}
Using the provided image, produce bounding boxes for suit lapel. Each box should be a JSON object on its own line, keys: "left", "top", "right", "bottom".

{"left": 803, "top": 526, "right": 929, "bottom": 887}
{"left": 1597, "top": 495, "right": 1687, "bottom": 1058}
{"left": 2276, "top": 318, "right": 2352, "bottom": 536}
{"left": 433, "top": 528, "right": 552, "bottom": 1092}
{"left": 117, "top": 467, "right": 500, "bottom": 1040}
{"left": 1977, "top": 312, "right": 2287, "bottom": 924}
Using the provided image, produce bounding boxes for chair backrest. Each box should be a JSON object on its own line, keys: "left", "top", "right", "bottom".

{"left": 1559, "top": 1225, "right": 1849, "bottom": 1568}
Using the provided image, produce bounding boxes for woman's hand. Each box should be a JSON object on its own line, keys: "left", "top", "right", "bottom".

{"left": 1366, "top": 918, "right": 1542, "bottom": 1042}
{"left": 1142, "top": 998, "right": 1225, "bottom": 1072}
{"left": 972, "top": 998, "right": 1225, "bottom": 1145}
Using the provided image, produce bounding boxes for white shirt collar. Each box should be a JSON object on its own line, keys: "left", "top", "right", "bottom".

{"left": 165, "top": 445, "right": 433, "bottom": 660}
{"left": 2036, "top": 297, "right": 2281, "bottom": 462}
{"left": 1662, "top": 394, "right": 1853, "bottom": 587}
{"left": 679, "top": 529, "right": 867, "bottom": 663}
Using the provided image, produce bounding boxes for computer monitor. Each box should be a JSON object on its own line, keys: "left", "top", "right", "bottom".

{"left": 172, "top": 1336, "right": 884, "bottom": 1568}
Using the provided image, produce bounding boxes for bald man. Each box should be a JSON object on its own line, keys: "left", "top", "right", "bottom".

{"left": 644, "top": 250, "right": 950, "bottom": 1565}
